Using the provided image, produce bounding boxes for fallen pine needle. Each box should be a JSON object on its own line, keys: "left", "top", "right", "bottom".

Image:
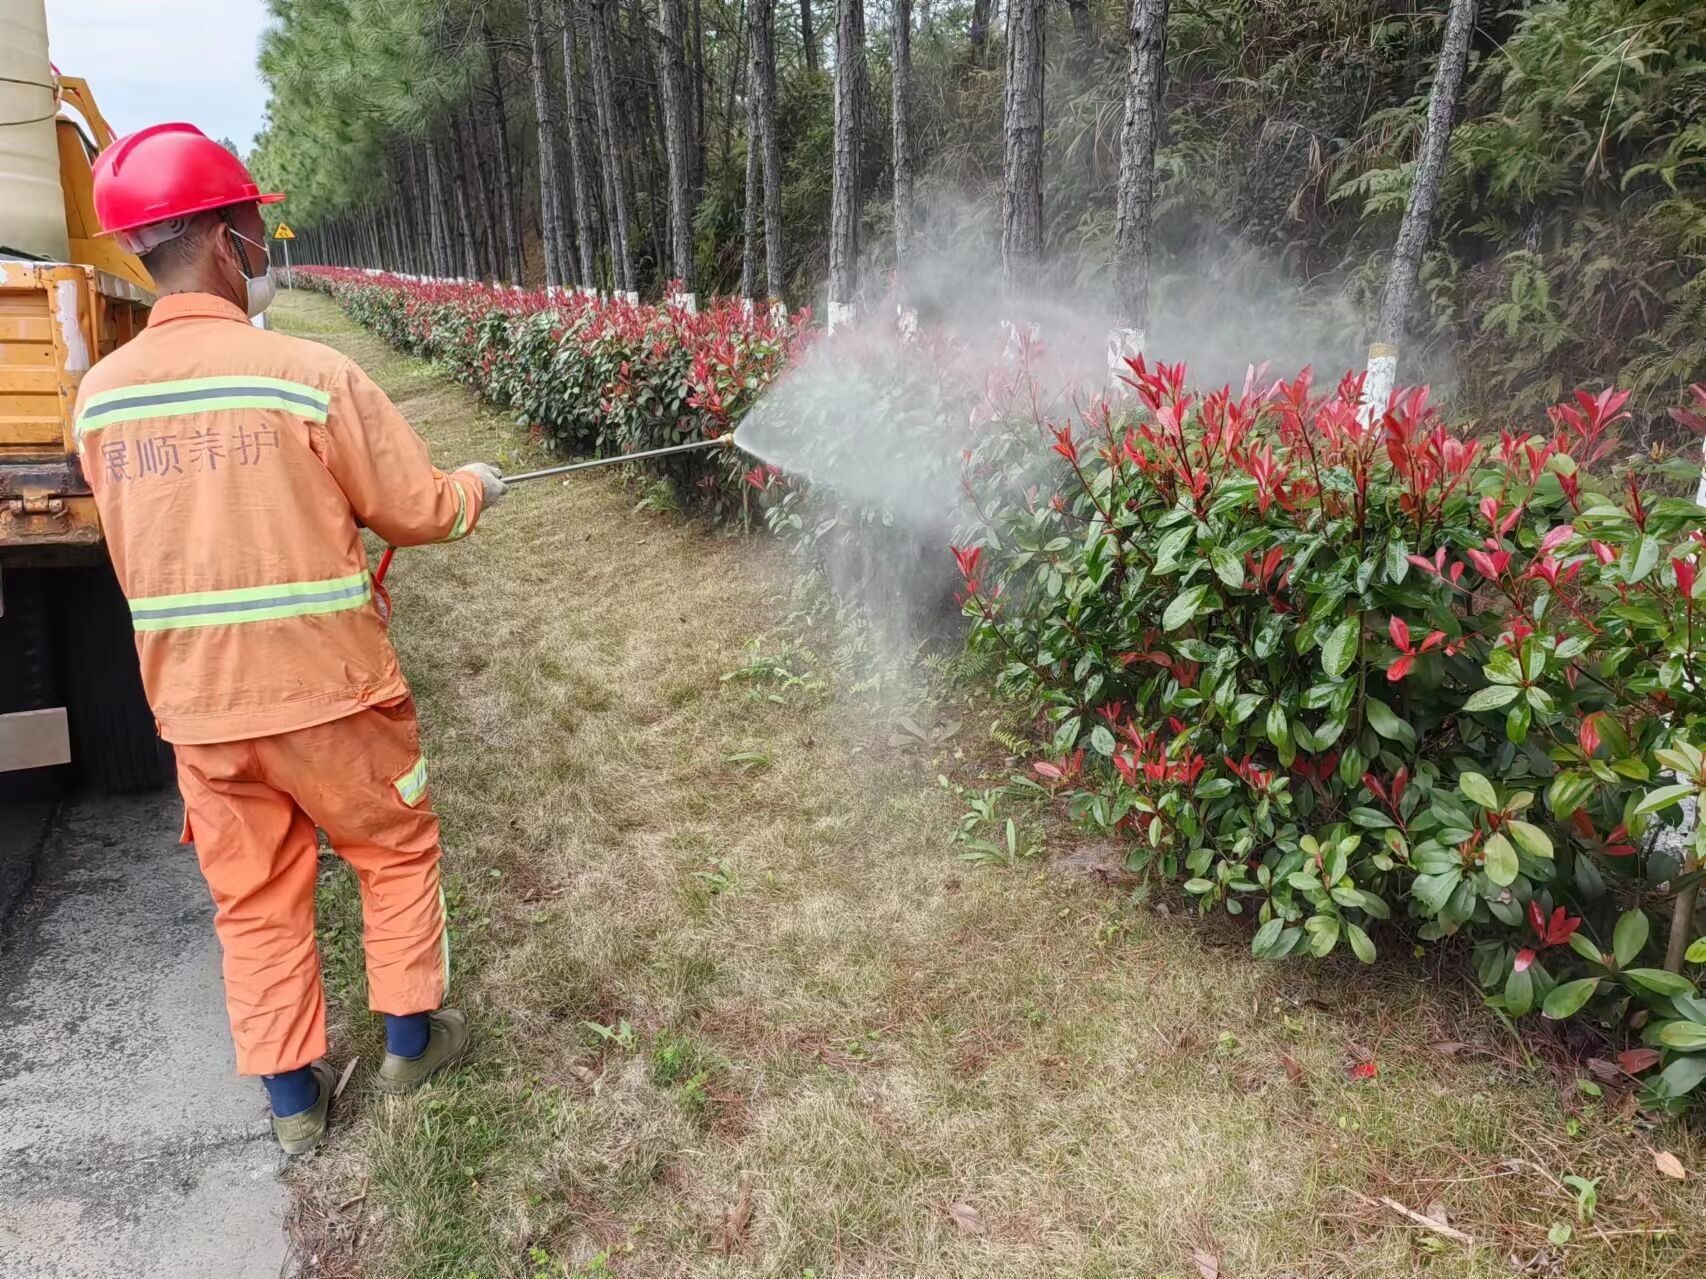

{"left": 333, "top": 1056, "right": 360, "bottom": 1102}
{"left": 1342, "top": 1188, "right": 1476, "bottom": 1245}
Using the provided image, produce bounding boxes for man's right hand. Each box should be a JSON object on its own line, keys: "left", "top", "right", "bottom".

{"left": 457, "top": 462, "right": 506, "bottom": 510}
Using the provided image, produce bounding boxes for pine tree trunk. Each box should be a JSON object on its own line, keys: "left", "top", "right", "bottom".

{"left": 741, "top": 58, "right": 761, "bottom": 300}
{"left": 445, "top": 133, "right": 479, "bottom": 279}
{"left": 526, "top": 0, "right": 568, "bottom": 288}
{"left": 1001, "top": 0, "right": 1044, "bottom": 289}
{"left": 1112, "top": 0, "right": 1168, "bottom": 345}
{"left": 968, "top": 0, "right": 992, "bottom": 56}
{"left": 455, "top": 109, "right": 494, "bottom": 280}
{"left": 828, "top": 0, "right": 864, "bottom": 326}
{"left": 558, "top": 1, "right": 602, "bottom": 289}
{"left": 628, "top": 0, "right": 672, "bottom": 292}
{"left": 692, "top": 0, "right": 707, "bottom": 195}
{"left": 799, "top": 0, "right": 817, "bottom": 73}
{"left": 482, "top": 23, "right": 525, "bottom": 284}
{"left": 588, "top": 0, "right": 637, "bottom": 293}
{"left": 423, "top": 137, "right": 455, "bottom": 278}
{"left": 751, "top": 0, "right": 785, "bottom": 299}
{"left": 1365, "top": 0, "right": 1477, "bottom": 414}
{"left": 658, "top": 0, "right": 697, "bottom": 292}
{"left": 721, "top": 6, "right": 746, "bottom": 172}
{"left": 892, "top": 0, "right": 916, "bottom": 301}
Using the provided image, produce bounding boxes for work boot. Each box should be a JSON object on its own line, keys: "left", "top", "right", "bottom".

{"left": 375, "top": 1008, "right": 472, "bottom": 1094}
{"left": 270, "top": 1059, "right": 335, "bottom": 1157}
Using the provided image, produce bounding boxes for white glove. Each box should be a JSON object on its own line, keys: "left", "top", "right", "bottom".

{"left": 457, "top": 462, "right": 506, "bottom": 511}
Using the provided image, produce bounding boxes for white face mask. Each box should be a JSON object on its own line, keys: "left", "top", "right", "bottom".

{"left": 226, "top": 226, "right": 277, "bottom": 317}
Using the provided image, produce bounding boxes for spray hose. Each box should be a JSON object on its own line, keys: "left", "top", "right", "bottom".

{"left": 371, "top": 434, "right": 740, "bottom": 609}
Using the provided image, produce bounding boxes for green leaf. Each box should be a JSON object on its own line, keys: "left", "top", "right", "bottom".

{"left": 1459, "top": 772, "right": 1499, "bottom": 810}
{"left": 1321, "top": 615, "right": 1359, "bottom": 679}
{"left": 1163, "top": 584, "right": 1210, "bottom": 631}
{"left": 1655, "top": 1020, "right": 1706, "bottom": 1051}
{"left": 1413, "top": 869, "right": 1462, "bottom": 913}
{"left": 1568, "top": 932, "right": 1606, "bottom": 965}
{"left": 1505, "top": 964, "right": 1534, "bottom": 1016}
{"left": 1484, "top": 833, "right": 1519, "bottom": 886}
{"left": 1251, "top": 916, "right": 1286, "bottom": 958}
{"left": 1506, "top": 819, "right": 1553, "bottom": 860}
{"left": 1636, "top": 783, "right": 1697, "bottom": 816}
{"left": 1686, "top": 937, "right": 1706, "bottom": 965}
{"left": 1266, "top": 702, "right": 1289, "bottom": 750}
{"left": 1385, "top": 539, "right": 1408, "bottom": 584}
{"left": 1613, "top": 910, "right": 1650, "bottom": 968}
{"left": 1462, "top": 684, "right": 1521, "bottom": 712}
{"left": 1306, "top": 914, "right": 1341, "bottom": 958}
{"left": 1624, "top": 968, "right": 1700, "bottom": 999}
{"left": 1210, "top": 547, "right": 1244, "bottom": 588}
{"left": 1486, "top": 649, "right": 1523, "bottom": 685}
{"left": 1542, "top": 978, "right": 1600, "bottom": 1020}
{"left": 1346, "top": 921, "right": 1377, "bottom": 964}
{"left": 1154, "top": 526, "right": 1192, "bottom": 570}
{"left": 1364, "top": 698, "right": 1416, "bottom": 748}
{"left": 1089, "top": 725, "right": 1117, "bottom": 758}
{"left": 1653, "top": 1055, "right": 1706, "bottom": 1098}
{"left": 1626, "top": 534, "right": 1660, "bottom": 584}
{"left": 1547, "top": 771, "right": 1594, "bottom": 820}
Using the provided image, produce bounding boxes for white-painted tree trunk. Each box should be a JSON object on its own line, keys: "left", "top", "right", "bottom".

{"left": 1107, "top": 326, "right": 1143, "bottom": 385}
{"left": 1360, "top": 343, "right": 1398, "bottom": 424}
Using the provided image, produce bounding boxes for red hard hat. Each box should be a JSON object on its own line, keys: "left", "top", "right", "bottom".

{"left": 93, "top": 123, "right": 283, "bottom": 249}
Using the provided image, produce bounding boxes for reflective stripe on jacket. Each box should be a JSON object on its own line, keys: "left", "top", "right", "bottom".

{"left": 74, "top": 293, "right": 484, "bottom": 745}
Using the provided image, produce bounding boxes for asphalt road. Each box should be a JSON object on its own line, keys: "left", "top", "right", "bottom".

{"left": 0, "top": 793, "right": 289, "bottom": 1278}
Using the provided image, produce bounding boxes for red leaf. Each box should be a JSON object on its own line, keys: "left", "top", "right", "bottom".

{"left": 1528, "top": 900, "right": 1547, "bottom": 938}
{"left": 1674, "top": 557, "right": 1697, "bottom": 599}
{"left": 1617, "top": 1048, "right": 1662, "bottom": 1075}
{"left": 1349, "top": 1061, "right": 1378, "bottom": 1081}
{"left": 1514, "top": 948, "right": 1536, "bottom": 973}
{"left": 1579, "top": 716, "right": 1601, "bottom": 757}
{"left": 1388, "top": 615, "right": 1411, "bottom": 652}
{"left": 1386, "top": 654, "right": 1414, "bottom": 682}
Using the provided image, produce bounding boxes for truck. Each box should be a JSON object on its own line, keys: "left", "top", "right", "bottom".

{"left": 1, "top": 1, "right": 171, "bottom": 798}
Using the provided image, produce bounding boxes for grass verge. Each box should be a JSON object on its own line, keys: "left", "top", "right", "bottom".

{"left": 274, "top": 289, "right": 1704, "bottom": 1279}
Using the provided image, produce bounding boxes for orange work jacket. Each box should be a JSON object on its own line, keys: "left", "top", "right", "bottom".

{"left": 72, "top": 293, "right": 484, "bottom": 745}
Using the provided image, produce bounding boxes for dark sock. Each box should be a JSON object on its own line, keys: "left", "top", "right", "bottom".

{"left": 385, "top": 1011, "right": 430, "bottom": 1059}
{"left": 263, "top": 1066, "right": 320, "bottom": 1118}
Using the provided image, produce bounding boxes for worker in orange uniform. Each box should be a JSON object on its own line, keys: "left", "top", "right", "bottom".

{"left": 78, "top": 123, "right": 504, "bottom": 1155}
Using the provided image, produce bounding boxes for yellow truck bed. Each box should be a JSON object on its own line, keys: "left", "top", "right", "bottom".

{"left": 0, "top": 260, "right": 149, "bottom": 555}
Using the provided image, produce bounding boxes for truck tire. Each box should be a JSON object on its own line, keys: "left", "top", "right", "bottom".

{"left": 55, "top": 563, "right": 175, "bottom": 793}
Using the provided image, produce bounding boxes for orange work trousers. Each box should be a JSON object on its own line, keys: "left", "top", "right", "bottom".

{"left": 175, "top": 698, "right": 447, "bottom": 1076}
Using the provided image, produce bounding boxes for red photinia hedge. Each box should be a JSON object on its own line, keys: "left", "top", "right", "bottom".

{"left": 296, "top": 267, "right": 811, "bottom": 517}
{"left": 959, "top": 358, "right": 1706, "bottom": 1111}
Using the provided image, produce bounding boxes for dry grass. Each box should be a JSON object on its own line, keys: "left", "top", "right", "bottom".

{"left": 274, "top": 290, "right": 1704, "bottom": 1279}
